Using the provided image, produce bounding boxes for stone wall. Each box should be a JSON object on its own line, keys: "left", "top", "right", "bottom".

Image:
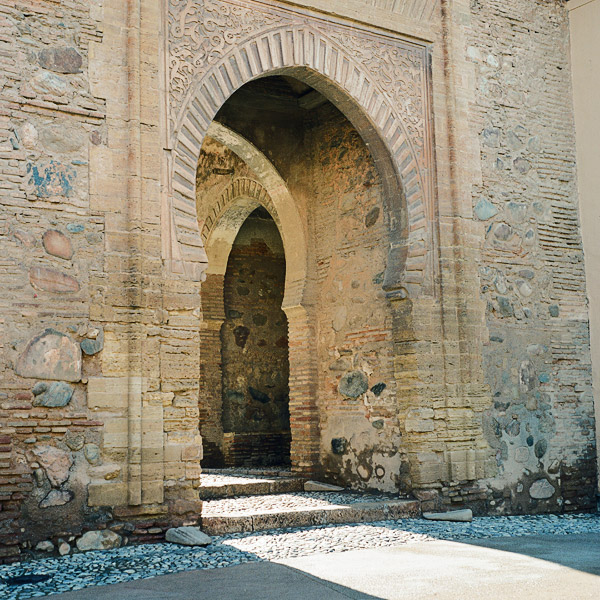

{"left": 466, "top": 0, "right": 597, "bottom": 513}
{"left": 0, "top": 0, "right": 596, "bottom": 563}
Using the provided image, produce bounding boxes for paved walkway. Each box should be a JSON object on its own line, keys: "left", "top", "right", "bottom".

{"left": 37, "top": 533, "right": 600, "bottom": 600}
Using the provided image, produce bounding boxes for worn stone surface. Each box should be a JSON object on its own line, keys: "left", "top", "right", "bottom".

{"left": 165, "top": 527, "right": 212, "bottom": 546}
{"left": 15, "top": 329, "right": 82, "bottom": 382}
{"left": 304, "top": 481, "right": 344, "bottom": 492}
{"left": 423, "top": 510, "right": 473, "bottom": 523}
{"left": 38, "top": 47, "right": 83, "bottom": 73}
{"left": 39, "top": 489, "right": 74, "bottom": 509}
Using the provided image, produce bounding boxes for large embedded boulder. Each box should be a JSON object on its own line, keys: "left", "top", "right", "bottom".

{"left": 529, "top": 478, "right": 555, "bottom": 500}
{"left": 16, "top": 329, "right": 82, "bottom": 382}
{"left": 29, "top": 266, "right": 79, "bottom": 293}
{"left": 42, "top": 230, "right": 73, "bottom": 260}
{"left": 339, "top": 371, "right": 368, "bottom": 398}
{"left": 38, "top": 47, "right": 83, "bottom": 74}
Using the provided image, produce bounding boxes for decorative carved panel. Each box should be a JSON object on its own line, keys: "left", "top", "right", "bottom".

{"left": 167, "top": 0, "right": 435, "bottom": 292}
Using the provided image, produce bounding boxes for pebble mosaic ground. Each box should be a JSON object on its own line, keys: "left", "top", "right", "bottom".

{"left": 1, "top": 513, "right": 599, "bottom": 599}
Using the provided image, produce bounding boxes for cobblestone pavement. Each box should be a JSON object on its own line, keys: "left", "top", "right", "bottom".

{"left": 1, "top": 514, "right": 599, "bottom": 599}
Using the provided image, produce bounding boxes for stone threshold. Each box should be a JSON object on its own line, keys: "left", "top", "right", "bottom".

{"left": 201, "top": 497, "right": 421, "bottom": 535}
{"left": 199, "top": 473, "right": 305, "bottom": 499}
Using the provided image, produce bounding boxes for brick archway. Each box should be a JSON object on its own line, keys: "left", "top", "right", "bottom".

{"left": 166, "top": 24, "right": 431, "bottom": 295}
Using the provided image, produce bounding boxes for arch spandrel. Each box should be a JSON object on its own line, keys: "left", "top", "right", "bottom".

{"left": 167, "top": 1, "right": 435, "bottom": 293}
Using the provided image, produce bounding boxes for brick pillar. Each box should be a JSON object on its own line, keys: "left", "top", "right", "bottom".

{"left": 286, "top": 305, "right": 320, "bottom": 476}
{"left": 199, "top": 273, "right": 226, "bottom": 464}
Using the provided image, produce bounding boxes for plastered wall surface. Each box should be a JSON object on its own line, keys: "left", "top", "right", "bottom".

{"left": 0, "top": 0, "right": 596, "bottom": 561}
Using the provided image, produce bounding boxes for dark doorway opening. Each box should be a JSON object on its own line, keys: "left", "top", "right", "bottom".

{"left": 219, "top": 207, "right": 290, "bottom": 467}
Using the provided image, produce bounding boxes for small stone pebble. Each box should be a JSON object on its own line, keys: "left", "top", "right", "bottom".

{"left": 0, "top": 513, "right": 599, "bottom": 599}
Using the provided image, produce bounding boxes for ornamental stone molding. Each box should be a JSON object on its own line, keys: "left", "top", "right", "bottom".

{"left": 166, "top": 0, "right": 436, "bottom": 293}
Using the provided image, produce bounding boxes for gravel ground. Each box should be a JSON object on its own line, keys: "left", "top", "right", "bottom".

{"left": 1, "top": 513, "right": 599, "bottom": 599}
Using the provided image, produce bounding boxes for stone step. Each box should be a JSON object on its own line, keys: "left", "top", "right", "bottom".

{"left": 199, "top": 470, "right": 305, "bottom": 499}
{"left": 201, "top": 491, "right": 421, "bottom": 535}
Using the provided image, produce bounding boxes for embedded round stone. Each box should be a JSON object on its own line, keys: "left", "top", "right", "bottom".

{"left": 474, "top": 198, "right": 498, "bottom": 221}
{"left": 42, "top": 230, "right": 73, "bottom": 260}
{"left": 32, "top": 381, "right": 74, "bottom": 407}
{"left": 339, "top": 371, "right": 368, "bottom": 398}
{"left": 534, "top": 438, "right": 548, "bottom": 459}
{"left": 81, "top": 329, "right": 104, "bottom": 356}
{"left": 365, "top": 206, "right": 380, "bottom": 228}
{"left": 29, "top": 266, "right": 79, "bottom": 293}
{"left": 84, "top": 443, "right": 102, "bottom": 466}
{"left": 331, "top": 437, "right": 348, "bottom": 455}
{"left": 529, "top": 478, "right": 555, "bottom": 499}
{"left": 370, "top": 382, "right": 386, "bottom": 396}
{"left": 16, "top": 329, "right": 82, "bottom": 382}
{"left": 248, "top": 387, "right": 270, "bottom": 404}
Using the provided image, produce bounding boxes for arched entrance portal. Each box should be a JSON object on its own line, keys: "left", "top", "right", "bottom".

{"left": 195, "top": 74, "right": 409, "bottom": 488}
